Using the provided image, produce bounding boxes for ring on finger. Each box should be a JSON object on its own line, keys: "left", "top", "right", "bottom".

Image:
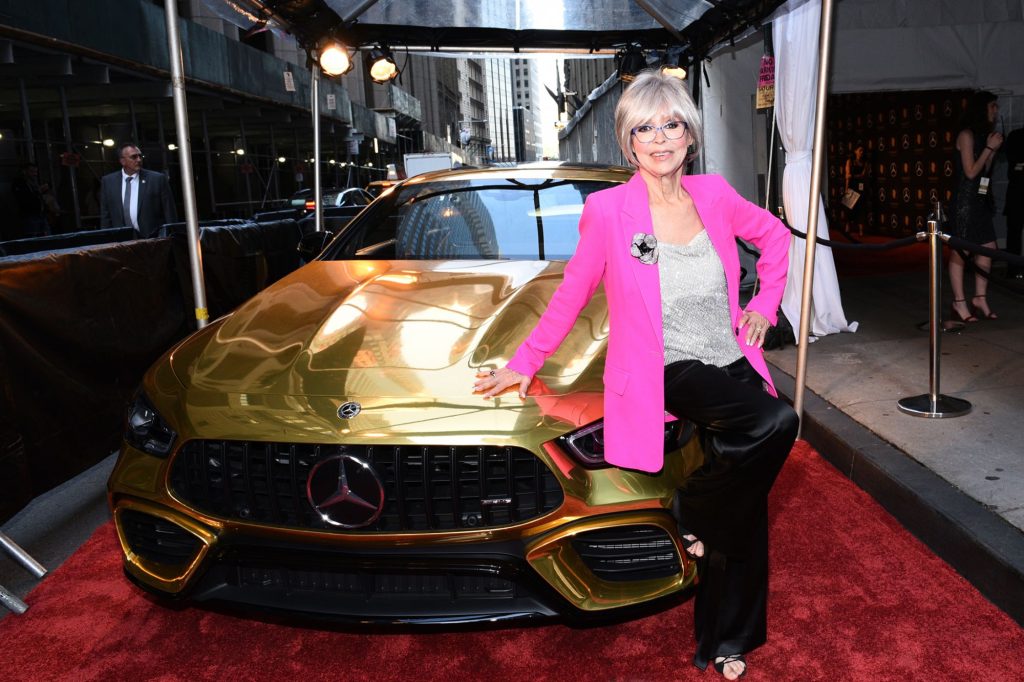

{"left": 489, "top": 370, "right": 496, "bottom": 377}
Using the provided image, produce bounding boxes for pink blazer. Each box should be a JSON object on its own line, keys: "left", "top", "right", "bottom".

{"left": 508, "top": 173, "right": 791, "bottom": 473}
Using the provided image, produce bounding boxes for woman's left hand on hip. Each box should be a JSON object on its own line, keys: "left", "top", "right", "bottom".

{"left": 738, "top": 310, "right": 771, "bottom": 348}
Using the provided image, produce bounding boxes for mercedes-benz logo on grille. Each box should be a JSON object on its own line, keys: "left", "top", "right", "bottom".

{"left": 306, "top": 454, "right": 384, "bottom": 528}
{"left": 337, "top": 401, "right": 361, "bottom": 419}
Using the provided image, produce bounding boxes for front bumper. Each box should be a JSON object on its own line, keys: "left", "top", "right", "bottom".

{"left": 111, "top": 495, "right": 695, "bottom": 624}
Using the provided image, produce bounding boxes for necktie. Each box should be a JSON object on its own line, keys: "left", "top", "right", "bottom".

{"left": 123, "top": 176, "right": 133, "bottom": 228}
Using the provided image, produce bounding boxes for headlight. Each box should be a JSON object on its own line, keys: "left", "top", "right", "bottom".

{"left": 559, "top": 422, "right": 607, "bottom": 468}
{"left": 124, "top": 391, "right": 177, "bottom": 457}
{"left": 559, "top": 419, "right": 694, "bottom": 468}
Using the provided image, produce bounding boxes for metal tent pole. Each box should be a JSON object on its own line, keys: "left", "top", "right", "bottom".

{"left": 164, "top": 0, "right": 209, "bottom": 329}
{"left": 0, "top": 531, "right": 46, "bottom": 615}
{"left": 0, "top": 584, "right": 29, "bottom": 614}
{"left": 311, "top": 60, "right": 324, "bottom": 233}
{"left": 792, "top": 0, "right": 835, "bottom": 431}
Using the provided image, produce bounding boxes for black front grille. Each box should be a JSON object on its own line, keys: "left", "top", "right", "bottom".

{"left": 169, "top": 441, "right": 564, "bottom": 532}
{"left": 571, "top": 526, "right": 681, "bottom": 582}
{"left": 121, "top": 509, "right": 202, "bottom": 567}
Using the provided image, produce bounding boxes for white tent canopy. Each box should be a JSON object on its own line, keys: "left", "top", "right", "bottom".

{"left": 775, "top": 0, "right": 857, "bottom": 338}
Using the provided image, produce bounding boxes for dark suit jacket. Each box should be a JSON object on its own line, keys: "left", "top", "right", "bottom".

{"left": 99, "top": 168, "right": 177, "bottom": 238}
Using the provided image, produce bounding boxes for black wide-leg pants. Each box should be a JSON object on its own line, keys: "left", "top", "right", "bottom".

{"left": 664, "top": 357, "right": 799, "bottom": 670}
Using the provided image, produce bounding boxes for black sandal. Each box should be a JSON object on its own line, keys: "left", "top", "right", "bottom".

{"left": 713, "top": 654, "right": 747, "bottom": 679}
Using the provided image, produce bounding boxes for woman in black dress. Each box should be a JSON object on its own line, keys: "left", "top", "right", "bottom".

{"left": 843, "top": 143, "right": 870, "bottom": 235}
{"left": 949, "top": 91, "right": 1003, "bottom": 322}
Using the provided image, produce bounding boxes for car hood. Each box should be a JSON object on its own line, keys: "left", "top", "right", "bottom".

{"left": 169, "top": 260, "right": 608, "bottom": 403}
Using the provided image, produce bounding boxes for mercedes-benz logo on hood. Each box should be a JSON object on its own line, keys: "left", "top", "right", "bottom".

{"left": 306, "top": 454, "right": 384, "bottom": 529}
{"left": 337, "top": 401, "right": 361, "bottom": 419}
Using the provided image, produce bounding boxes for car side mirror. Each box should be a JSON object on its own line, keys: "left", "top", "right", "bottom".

{"left": 297, "top": 230, "right": 333, "bottom": 262}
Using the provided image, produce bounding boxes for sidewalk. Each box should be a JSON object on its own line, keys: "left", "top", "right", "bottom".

{"left": 766, "top": 260, "right": 1024, "bottom": 624}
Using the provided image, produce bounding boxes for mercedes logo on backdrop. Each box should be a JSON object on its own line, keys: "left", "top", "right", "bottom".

{"left": 306, "top": 454, "right": 385, "bottom": 528}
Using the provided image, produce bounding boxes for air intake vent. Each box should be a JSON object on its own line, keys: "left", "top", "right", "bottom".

{"left": 571, "top": 526, "right": 681, "bottom": 582}
{"left": 233, "top": 564, "right": 518, "bottom": 601}
{"left": 121, "top": 509, "right": 202, "bottom": 567}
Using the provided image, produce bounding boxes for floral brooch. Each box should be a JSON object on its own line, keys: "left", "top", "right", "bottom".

{"left": 630, "top": 232, "right": 659, "bottom": 265}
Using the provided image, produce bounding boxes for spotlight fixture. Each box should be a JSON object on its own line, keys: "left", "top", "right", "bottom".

{"left": 616, "top": 45, "right": 647, "bottom": 82}
{"left": 319, "top": 41, "right": 353, "bottom": 77}
{"left": 367, "top": 45, "right": 399, "bottom": 84}
{"left": 661, "top": 49, "right": 688, "bottom": 80}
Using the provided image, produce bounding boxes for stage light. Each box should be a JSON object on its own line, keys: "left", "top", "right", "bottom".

{"left": 616, "top": 45, "right": 647, "bottom": 82}
{"left": 661, "top": 64, "right": 687, "bottom": 79}
{"left": 661, "top": 49, "right": 688, "bottom": 80}
{"left": 167, "top": 143, "right": 177, "bottom": 151}
{"left": 367, "top": 45, "right": 399, "bottom": 84}
{"left": 277, "top": 156, "right": 286, "bottom": 163}
{"left": 319, "top": 41, "right": 353, "bottom": 77}
{"left": 102, "top": 138, "right": 115, "bottom": 147}
{"left": 236, "top": 148, "right": 245, "bottom": 155}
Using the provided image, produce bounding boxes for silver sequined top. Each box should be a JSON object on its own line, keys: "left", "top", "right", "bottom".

{"left": 659, "top": 230, "right": 742, "bottom": 368}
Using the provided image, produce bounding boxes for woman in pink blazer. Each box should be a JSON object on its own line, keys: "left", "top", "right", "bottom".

{"left": 475, "top": 70, "right": 797, "bottom": 680}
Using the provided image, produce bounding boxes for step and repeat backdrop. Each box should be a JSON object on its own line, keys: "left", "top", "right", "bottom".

{"left": 827, "top": 90, "right": 970, "bottom": 237}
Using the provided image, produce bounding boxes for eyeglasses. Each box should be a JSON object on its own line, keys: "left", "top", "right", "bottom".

{"left": 631, "top": 120, "right": 688, "bottom": 143}
{"left": 126, "top": 153, "right": 143, "bottom": 160}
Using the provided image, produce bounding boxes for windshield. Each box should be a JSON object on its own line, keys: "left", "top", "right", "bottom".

{"left": 321, "top": 177, "right": 617, "bottom": 261}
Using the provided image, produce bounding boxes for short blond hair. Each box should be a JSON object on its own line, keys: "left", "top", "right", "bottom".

{"left": 614, "top": 69, "right": 703, "bottom": 167}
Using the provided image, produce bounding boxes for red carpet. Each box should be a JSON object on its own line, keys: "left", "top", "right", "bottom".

{"left": 2, "top": 442, "right": 1022, "bottom": 681}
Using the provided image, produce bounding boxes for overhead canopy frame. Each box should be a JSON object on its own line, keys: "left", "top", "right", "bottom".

{"left": 202, "top": 0, "right": 787, "bottom": 58}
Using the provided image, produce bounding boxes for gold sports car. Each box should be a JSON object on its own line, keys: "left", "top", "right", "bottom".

{"left": 107, "top": 163, "right": 703, "bottom": 624}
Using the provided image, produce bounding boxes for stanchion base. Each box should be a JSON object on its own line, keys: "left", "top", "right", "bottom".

{"left": 897, "top": 394, "right": 972, "bottom": 418}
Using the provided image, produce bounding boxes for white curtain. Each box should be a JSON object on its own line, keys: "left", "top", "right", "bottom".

{"left": 773, "top": 0, "right": 858, "bottom": 339}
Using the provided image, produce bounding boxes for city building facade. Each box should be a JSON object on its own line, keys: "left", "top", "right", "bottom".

{"left": 0, "top": 0, "right": 521, "bottom": 234}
